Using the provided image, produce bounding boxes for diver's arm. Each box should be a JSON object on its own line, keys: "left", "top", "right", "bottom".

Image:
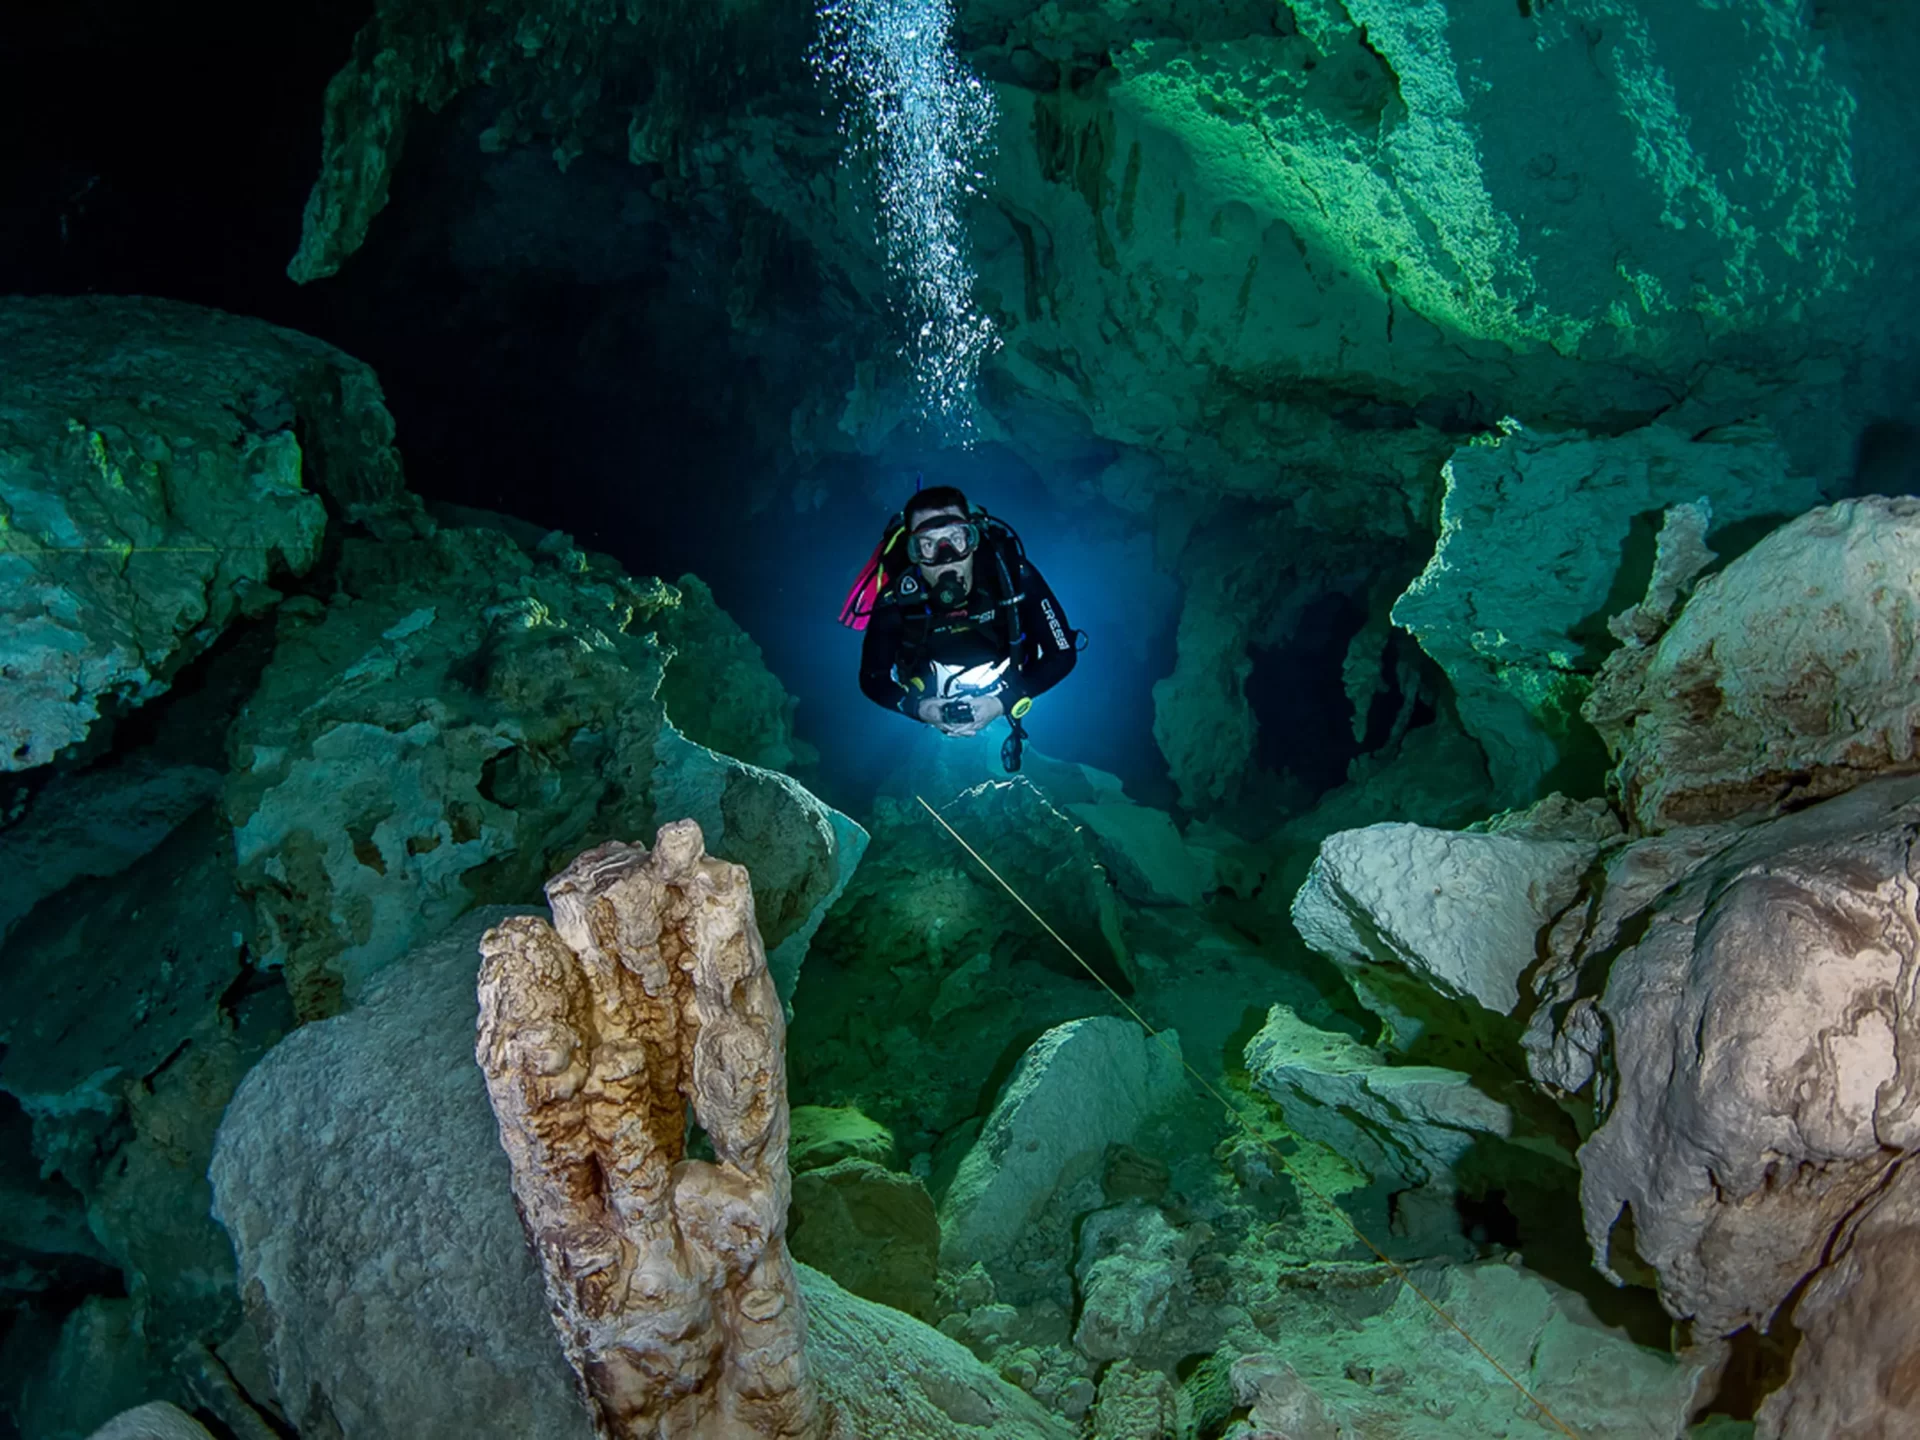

{"left": 859, "top": 606, "right": 922, "bottom": 715}
{"left": 1005, "top": 560, "right": 1078, "bottom": 703}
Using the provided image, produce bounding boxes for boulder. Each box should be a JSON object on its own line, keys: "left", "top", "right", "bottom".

{"left": 1392, "top": 422, "right": 1820, "bottom": 802}
{"left": 1071, "top": 1203, "right": 1200, "bottom": 1366}
{"left": 1310, "top": 1262, "right": 1699, "bottom": 1440}
{"left": 1088, "top": 1360, "right": 1178, "bottom": 1440}
{"left": 1578, "top": 774, "right": 1920, "bottom": 1338}
{"left": 0, "top": 295, "right": 411, "bottom": 773}
{"left": 1291, "top": 816, "right": 1607, "bottom": 1048}
{"left": 1243, "top": 1006, "right": 1545, "bottom": 1210}
{"left": 210, "top": 907, "right": 1070, "bottom": 1440}
{"left": 1229, "top": 1357, "right": 1338, "bottom": 1440}
{"left": 1067, "top": 797, "right": 1208, "bottom": 907}
{"left": 1585, "top": 496, "right": 1920, "bottom": 831}
{"left": 939, "top": 1017, "right": 1183, "bottom": 1278}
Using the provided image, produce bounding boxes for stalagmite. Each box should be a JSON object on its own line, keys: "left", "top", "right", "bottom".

{"left": 475, "top": 820, "right": 821, "bottom": 1440}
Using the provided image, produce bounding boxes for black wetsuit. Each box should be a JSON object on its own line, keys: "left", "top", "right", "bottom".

{"left": 858, "top": 537, "right": 1078, "bottom": 718}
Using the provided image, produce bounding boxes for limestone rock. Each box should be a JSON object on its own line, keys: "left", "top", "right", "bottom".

{"left": 211, "top": 910, "right": 593, "bottom": 1440}
{"left": 1585, "top": 497, "right": 1920, "bottom": 831}
{"left": 1229, "top": 1356, "right": 1337, "bottom": 1440}
{"left": 85, "top": 1403, "right": 216, "bottom": 1440}
{"left": 1392, "top": 422, "right": 1820, "bottom": 802}
{"left": 224, "top": 521, "right": 862, "bottom": 1016}
{"left": 210, "top": 907, "right": 1068, "bottom": 1440}
{"left": 1335, "top": 1262, "right": 1699, "bottom": 1439}
{"left": 1756, "top": 1157, "right": 1920, "bottom": 1439}
{"left": 789, "top": 1106, "right": 895, "bottom": 1173}
{"left": 1578, "top": 774, "right": 1920, "bottom": 1337}
{"left": 0, "top": 296, "right": 411, "bottom": 773}
{"left": 1071, "top": 1203, "right": 1198, "bottom": 1365}
{"left": 789, "top": 1159, "right": 940, "bottom": 1322}
{"left": 1088, "top": 1359, "right": 1177, "bottom": 1440}
{"left": 476, "top": 822, "right": 820, "bottom": 1438}
{"left": 800, "top": 1264, "right": 1075, "bottom": 1440}
{"left": 1290, "top": 818, "right": 1604, "bottom": 1046}
{"left": 1243, "top": 1005, "right": 1531, "bottom": 1199}
{"left": 940, "top": 1018, "right": 1183, "bottom": 1277}
{"left": 1067, "top": 796, "right": 1207, "bottom": 907}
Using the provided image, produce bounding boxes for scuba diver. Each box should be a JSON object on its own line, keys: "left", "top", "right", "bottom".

{"left": 840, "top": 484, "right": 1079, "bottom": 772}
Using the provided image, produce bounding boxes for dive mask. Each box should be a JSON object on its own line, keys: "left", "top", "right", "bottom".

{"left": 908, "top": 518, "right": 980, "bottom": 566}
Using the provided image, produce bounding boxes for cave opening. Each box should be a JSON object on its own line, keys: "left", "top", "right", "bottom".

{"left": 1244, "top": 591, "right": 1385, "bottom": 804}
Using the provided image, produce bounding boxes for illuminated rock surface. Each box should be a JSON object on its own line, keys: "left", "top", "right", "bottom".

{"left": 1587, "top": 496, "right": 1920, "bottom": 831}
{"left": 1579, "top": 775, "right": 1920, "bottom": 1337}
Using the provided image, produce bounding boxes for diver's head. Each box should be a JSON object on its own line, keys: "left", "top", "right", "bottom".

{"left": 904, "top": 485, "right": 977, "bottom": 609}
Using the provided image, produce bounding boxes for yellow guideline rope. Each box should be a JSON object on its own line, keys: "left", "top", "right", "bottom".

{"left": 915, "top": 795, "right": 1582, "bottom": 1440}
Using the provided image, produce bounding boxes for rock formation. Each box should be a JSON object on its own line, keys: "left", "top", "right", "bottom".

{"left": 938, "top": 1016, "right": 1184, "bottom": 1288}
{"left": 0, "top": 295, "right": 412, "bottom": 774}
{"left": 1578, "top": 775, "right": 1920, "bottom": 1338}
{"left": 475, "top": 821, "right": 820, "bottom": 1439}
{"left": 1392, "top": 422, "right": 1821, "bottom": 803}
{"left": 1292, "top": 490, "right": 1920, "bottom": 1431}
{"left": 83, "top": 1404, "right": 217, "bottom": 1440}
{"left": 223, "top": 518, "right": 863, "bottom": 1018}
{"left": 1585, "top": 496, "right": 1920, "bottom": 831}
{"left": 211, "top": 906, "right": 1071, "bottom": 1440}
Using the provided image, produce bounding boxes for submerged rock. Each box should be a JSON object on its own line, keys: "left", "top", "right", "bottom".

{"left": 1757, "top": 1157, "right": 1920, "bottom": 1438}
{"left": 0, "top": 295, "right": 411, "bottom": 774}
{"left": 210, "top": 906, "right": 1068, "bottom": 1440}
{"left": 1067, "top": 794, "right": 1209, "bottom": 907}
{"left": 1291, "top": 814, "right": 1607, "bottom": 1048}
{"left": 223, "top": 519, "right": 862, "bottom": 1016}
{"left": 1071, "top": 1203, "right": 1203, "bottom": 1367}
{"left": 789, "top": 1159, "right": 940, "bottom": 1323}
{"left": 1393, "top": 422, "right": 1821, "bottom": 803}
{"left": 1243, "top": 1005, "right": 1528, "bottom": 1204}
{"left": 1578, "top": 774, "right": 1920, "bottom": 1340}
{"left": 1586, "top": 496, "right": 1920, "bottom": 831}
{"left": 939, "top": 1017, "right": 1183, "bottom": 1283}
